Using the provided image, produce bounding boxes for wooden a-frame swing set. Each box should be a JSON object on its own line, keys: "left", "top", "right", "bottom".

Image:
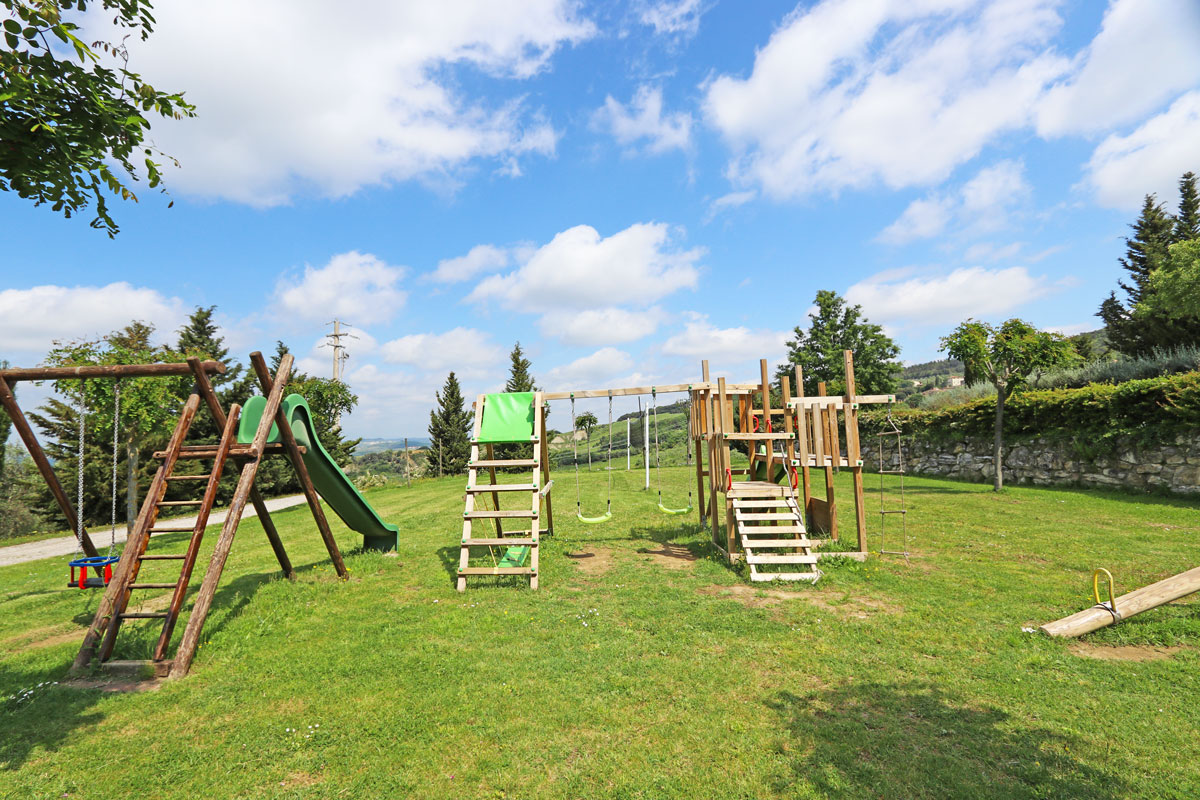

{"left": 0, "top": 353, "right": 349, "bottom": 679}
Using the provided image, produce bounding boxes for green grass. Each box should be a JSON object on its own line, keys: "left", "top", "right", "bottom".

{"left": 2, "top": 466, "right": 1200, "bottom": 798}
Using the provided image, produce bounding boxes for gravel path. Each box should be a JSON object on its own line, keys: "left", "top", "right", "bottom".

{"left": 0, "top": 494, "right": 308, "bottom": 567}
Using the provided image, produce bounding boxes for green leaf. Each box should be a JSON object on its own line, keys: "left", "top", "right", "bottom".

{"left": 3, "top": 18, "right": 21, "bottom": 33}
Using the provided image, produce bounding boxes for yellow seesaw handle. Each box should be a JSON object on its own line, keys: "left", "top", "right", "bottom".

{"left": 1092, "top": 568, "right": 1117, "bottom": 614}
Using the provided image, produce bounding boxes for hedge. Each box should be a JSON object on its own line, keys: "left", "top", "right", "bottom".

{"left": 861, "top": 371, "right": 1200, "bottom": 446}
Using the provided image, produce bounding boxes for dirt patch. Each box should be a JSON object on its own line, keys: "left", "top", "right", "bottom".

{"left": 636, "top": 543, "right": 698, "bottom": 570}
{"left": 564, "top": 548, "right": 615, "bottom": 576}
{"left": 61, "top": 677, "right": 164, "bottom": 694}
{"left": 2, "top": 624, "right": 81, "bottom": 651}
{"left": 698, "top": 584, "right": 901, "bottom": 619}
{"left": 1069, "top": 642, "right": 1184, "bottom": 662}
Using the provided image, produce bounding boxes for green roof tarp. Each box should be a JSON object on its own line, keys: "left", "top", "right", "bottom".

{"left": 476, "top": 392, "right": 536, "bottom": 443}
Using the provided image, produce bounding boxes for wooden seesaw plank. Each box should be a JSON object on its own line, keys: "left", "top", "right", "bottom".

{"left": 1039, "top": 566, "right": 1200, "bottom": 638}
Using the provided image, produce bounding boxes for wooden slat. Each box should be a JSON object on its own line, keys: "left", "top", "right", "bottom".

{"left": 465, "top": 483, "right": 537, "bottom": 493}
{"left": 128, "top": 583, "right": 179, "bottom": 590}
{"left": 139, "top": 554, "right": 187, "bottom": 561}
{"left": 150, "top": 526, "right": 195, "bottom": 533}
{"left": 119, "top": 612, "right": 170, "bottom": 619}
{"left": 750, "top": 571, "right": 820, "bottom": 582}
{"left": 158, "top": 500, "right": 202, "bottom": 506}
{"left": 732, "top": 499, "right": 792, "bottom": 508}
{"left": 462, "top": 538, "right": 537, "bottom": 547}
{"left": 465, "top": 510, "right": 537, "bottom": 519}
{"left": 154, "top": 442, "right": 302, "bottom": 459}
{"left": 457, "top": 566, "right": 535, "bottom": 576}
{"left": 469, "top": 459, "right": 538, "bottom": 468}
{"left": 741, "top": 538, "right": 816, "bottom": 548}
{"left": 735, "top": 512, "right": 800, "bottom": 521}
{"left": 0, "top": 360, "right": 224, "bottom": 383}
{"left": 166, "top": 474, "right": 209, "bottom": 481}
{"left": 747, "top": 553, "right": 818, "bottom": 564}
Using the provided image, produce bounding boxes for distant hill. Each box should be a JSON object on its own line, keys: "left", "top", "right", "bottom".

{"left": 901, "top": 358, "right": 963, "bottom": 381}
{"left": 357, "top": 438, "right": 429, "bottom": 454}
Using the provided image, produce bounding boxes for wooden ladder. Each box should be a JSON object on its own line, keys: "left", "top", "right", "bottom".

{"left": 90, "top": 394, "right": 242, "bottom": 672}
{"left": 457, "top": 393, "right": 552, "bottom": 591}
{"left": 734, "top": 494, "right": 821, "bottom": 583}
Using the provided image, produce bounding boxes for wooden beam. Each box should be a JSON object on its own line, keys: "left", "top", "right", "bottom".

{"left": 817, "top": 381, "right": 838, "bottom": 539}
{"left": 186, "top": 357, "right": 294, "bottom": 578}
{"left": 0, "top": 375, "right": 98, "bottom": 557}
{"left": 0, "top": 360, "right": 225, "bottom": 383}
{"left": 249, "top": 352, "right": 348, "bottom": 579}
{"left": 844, "top": 350, "right": 868, "bottom": 554}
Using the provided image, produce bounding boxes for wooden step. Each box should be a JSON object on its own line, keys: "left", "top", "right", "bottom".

{"left": 119, "top": 612, "right": 170, "bottom": 619}
{"left": 732, "top": 499, "right": 792, "bottom": 508}
{"left": 466, "top": 484, "right": 538, "bottom": 493}
{"left": 166, "top": 474, "right": 209, "bottom": 481}
{"left": 158, "top": 500, "right": 203, "bottom": 507}
{"left": 741, "top": 538, "right": 816, "bottom": 548}
{"left": 746, "top": 553, "right": 818, "bottom": 565}
{"left": 735, "top": 512, "right": 801, "bottom": 522}
{"left": 750, "top": 571, "right": 820, "bottom": 583}
{"left": 457, "top": 566, "right": 535, "bottom": 576}
{"left": 464, "top": 510, "right": 537, "bottom": 519}
{"left": 739, "top": 525, "right": 806, "bottom": 535}
{"left": 462, "top": 537, "right": 537, "bottom": 547}
{"left": 150, "top": 526, "right": 196, "bottom": 533}
{"left": 128, "top": 582, "right": 180, "bottom": 590}
{"left": 470, "top": 459, "right": 538, "bottom": 468}
{"left": 155, "top": 443, "right": 303, "bottom": 459}
{"left": 139, "top": 554, "right": 186, "bottom": 561}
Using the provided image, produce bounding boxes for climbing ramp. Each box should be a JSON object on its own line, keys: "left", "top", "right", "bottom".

{"left": 731, "top": 485, "right": 821, "bottom": 583}
{"left": 457, "top": 391, "right": 554, "bottom": 591}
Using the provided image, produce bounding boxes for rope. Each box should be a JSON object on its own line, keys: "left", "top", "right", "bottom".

{"left": 109, "top": 379, "right": 120, "bottom": 555}
{"left": 572, "top": 394, "right": 613, "bottom": 523}
{"left": 652, "top": 388, "right": 692, "bottom": 514}
{"left": 572, "top": 395, "right": 580, "bottom": 514}
{"left": 75, "top": 380, "right": 86, "bottom": 554}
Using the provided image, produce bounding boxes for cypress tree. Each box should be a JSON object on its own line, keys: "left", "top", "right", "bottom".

{"left": 1098, "top": 194, "right": 1177, "bottom": 355}
{"left": 1177, "top": 171, "right": 1200, "bottom": 242}
{"left": 498, "top": 342, "right": 540, "bottom": 463}
{"left": 427, "top": 372, "right": 471, "bottom": 476}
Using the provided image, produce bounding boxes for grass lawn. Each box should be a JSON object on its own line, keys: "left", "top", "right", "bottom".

{"left": 2, "top": 464, "right": 1199, "bottom": 798}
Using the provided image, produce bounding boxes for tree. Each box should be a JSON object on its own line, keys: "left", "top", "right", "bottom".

{"left": 574, "top": 410, "right": 598, "bottom": 469}
{"left": 1099, "top": 192, "right": 1183, "bottom": 355}
{"left": 427, "top": 372, "right": 471, "bottom": 476}
{"left": 1140, "top": 239, "right": 1200, "bottom": 319}
{"left": 497, "top": 341, "right": 540, "bottom": 463}
{"left": 176, "top": 306, "right": 255, "bottom": 441}
{"left": 777, "top": 290, "right": 900, "bottom": 395}
{"left": 1, "top": 0, "right": 196, "bottom": 235}
{"left": 1177, "top": 171, "right": 1200, "bottom": 242}
{"left": 940, "top": 319, "right": 1076, "bottom": 491}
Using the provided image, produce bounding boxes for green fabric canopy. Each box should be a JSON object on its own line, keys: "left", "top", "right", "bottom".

{"left": 476, "top": 392, "right": 536, "bottom": 443}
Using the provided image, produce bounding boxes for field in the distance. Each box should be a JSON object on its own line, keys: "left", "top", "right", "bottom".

{"left": 2, "top": 466, "right": 1199, "bottom": 799}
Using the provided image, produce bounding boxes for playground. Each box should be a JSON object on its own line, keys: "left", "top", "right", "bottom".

{"left": 2, "top": 465, "right": 1199, "bottom": 797}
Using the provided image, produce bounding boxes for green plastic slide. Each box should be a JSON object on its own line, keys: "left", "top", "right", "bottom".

{"left": 476, "top": 392, "right": 535, "bottom": 443}
{"left": 237, "top": 394, "right": 399, "bottom": 551}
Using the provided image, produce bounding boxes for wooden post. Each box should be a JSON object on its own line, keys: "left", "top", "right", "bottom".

{"left": 187, "top": 357, "right": 294, "bottom": 578}
{"left": 694, "top": 361, "right": 709, "bottom": 528}
{"left": 794, "top": 366, "right": 813, "bottom": 521}
{"left": 0, "top": 375, "right": 99, "bottom": 557}
{"left": 817, "top": 381, "right": 838, "bottom": 539}
{"left": 249, "top": 352, "right": 348, "bottom": 579}
{"left": 404, "top": 438, "right": 411, "bottom": 487}
{"left": 485, "top": 442, "right": 504, "bottom": 538}
{"left": 844, "top": 350, "right": 868, "bottom": 554}
{"left": 759, "top": 359, "right": 772, "bottom": 477}
{"left": 718, "top": 377, "right": 737, "bottom": 556}
{"left": 171, "top": 365, "right": 293, "bottom": 677}
{"left": 541, "top": 401, "right": 554, "bottom": 535}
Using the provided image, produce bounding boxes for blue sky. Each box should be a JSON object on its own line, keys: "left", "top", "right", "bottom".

{"left": 3, "top": 0, "right": 1200, "bottom": 438}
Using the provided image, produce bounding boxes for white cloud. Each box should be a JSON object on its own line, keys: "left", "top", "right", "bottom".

{"left": 879, "top": 159, "right": 1030, "bottom": 244}
{"left": 275, "top": 251, "right": 406, "bottom": 325}
{"left": 538, "top": 307, "right": 666, "bottom": 346}
{"left": 0, "top": 283, "right": 185, "bottom": 359}
{"left": 1046, "top": 322, "right": 1092, "bottom": 336}
{"left": 661, "top": 317, "right": 788, "bottom": 362}
{"left": 703, "top": 0, "right": 1068, "bottom": 199}
{"left": 468, "top": 222, "right": 702, "bottom": 312}
{"left": 845, "top": 265, "right": 1053, "bottom": 326}
{"left": 84, "top": 1, "right": 594, "bottom": 205}
{"left": 380, "top": 327, "right": 504, "bottom": 372}
{"left": 427, "top": 244, "right": 511, "bottom": 283}
{"left": 705, "top": 190, "right": 757, "bottom": 221}
{"left": 963, "top": 241, "right": 1024, "bottom": 263}
{"left": 1037, "top": 0, "right": 1200, "bottom": 137}
{"left": 543, "top": 347, "right": 635, "bottom": 388}
{"left": 878, "top": 196, "right": 954, "bottom": 245}
{"left": 593, "top": 85, "right": 693, "bottom": 155}
{"left": 1084, "top": 91, "right": 1200, "bottom": 210}
{"left": 638, "top": 0, "right": 706, "bottom": 37}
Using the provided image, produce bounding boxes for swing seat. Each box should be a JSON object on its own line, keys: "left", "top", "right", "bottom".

{"left": 576, "top": 510, "right": 613, "bottom": 525}
{"left": 68, "top": 555, "right": 119, "bottom": 589}
{"left": 657, "top": 501, "right": 693, "bottom": 515}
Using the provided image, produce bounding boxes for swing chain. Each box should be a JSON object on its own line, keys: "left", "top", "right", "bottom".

{"left": 110, "top": 378, "right": 121, "bottom": 555}
{"left": 75, "top": 378, "right": 86, "bottom": 554}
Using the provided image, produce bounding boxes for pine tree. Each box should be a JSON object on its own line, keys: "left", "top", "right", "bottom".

{"left": 1177, "top": 171, "right": 1200, "bottom": 242}
{"left": 497, "top": 342, "right": 540, "bottom": 463}
{"left": 427, "top": 372, "right": 471, "bottom": 476}
{"left": 176, "top": 306, "right": 255, "bottom": 431}
{"left": 1099, "top": 193, "right": 1185, "bottom": 355}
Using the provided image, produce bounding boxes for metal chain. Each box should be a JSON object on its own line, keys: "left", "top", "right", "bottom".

{"left": 110, "top": 379, "right": 120, "bottom": 555}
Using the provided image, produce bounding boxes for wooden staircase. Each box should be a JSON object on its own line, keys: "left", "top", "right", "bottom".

{"left": 733, "top": 493, "right": 821, "bottom": 583}
{"left": 457, "top": 392, "right": 553, "bottom": 591}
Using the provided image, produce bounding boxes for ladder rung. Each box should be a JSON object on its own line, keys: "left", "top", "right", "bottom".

{"left": 119, "top": 612, "right": 170, "bottom": 619}
{"left": 466, "top": 484, "right": 538, "bottom": 493}
{"left": 469, "top": 459, "right": 538, "bottom": 468}
{"left": 151, "top": 526, "right": 195, "bottom": 533}
{"left": 735, "top": 512, "right": 800, "bottom": 521}
{"left": 457, "top": 566, "right": 535, "bottom": 576}
{"left": 128, "top": 583, "right": 180, "bottom": 590}
{"left": 462, "top": 538, "right": 537, "bottom": 547}
{"left": 750, "top": 571, "right": 820, "bottom": 582}
{"left": 139, "top": 554, "right": 187, "bottom": 561}
{"left": 741, "top": 538, "right": 816, "bottom": 548}
{"left": 158, "top": 500, "right": 203, "bottom": 506}
{"left": 747, "top": 553, "right": 818, "bottom": 564}
{"left": 464, "top": 510, "right": 537, "bottom": 519}
{"left": 740, "top": 525, "right": 806, "bottom": 534}
{"left": 878, "top": 470, "right": 906, "bottom": 474}
{"left": 166, "top": 474, "right": 209, "bottom": 481}
{"left": 879, "top": 510, "right": 907, "bottom": 515}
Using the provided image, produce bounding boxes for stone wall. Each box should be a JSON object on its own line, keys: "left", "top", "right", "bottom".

{"left": 861, "top": 432, "right": 1200, "bottom": 494}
